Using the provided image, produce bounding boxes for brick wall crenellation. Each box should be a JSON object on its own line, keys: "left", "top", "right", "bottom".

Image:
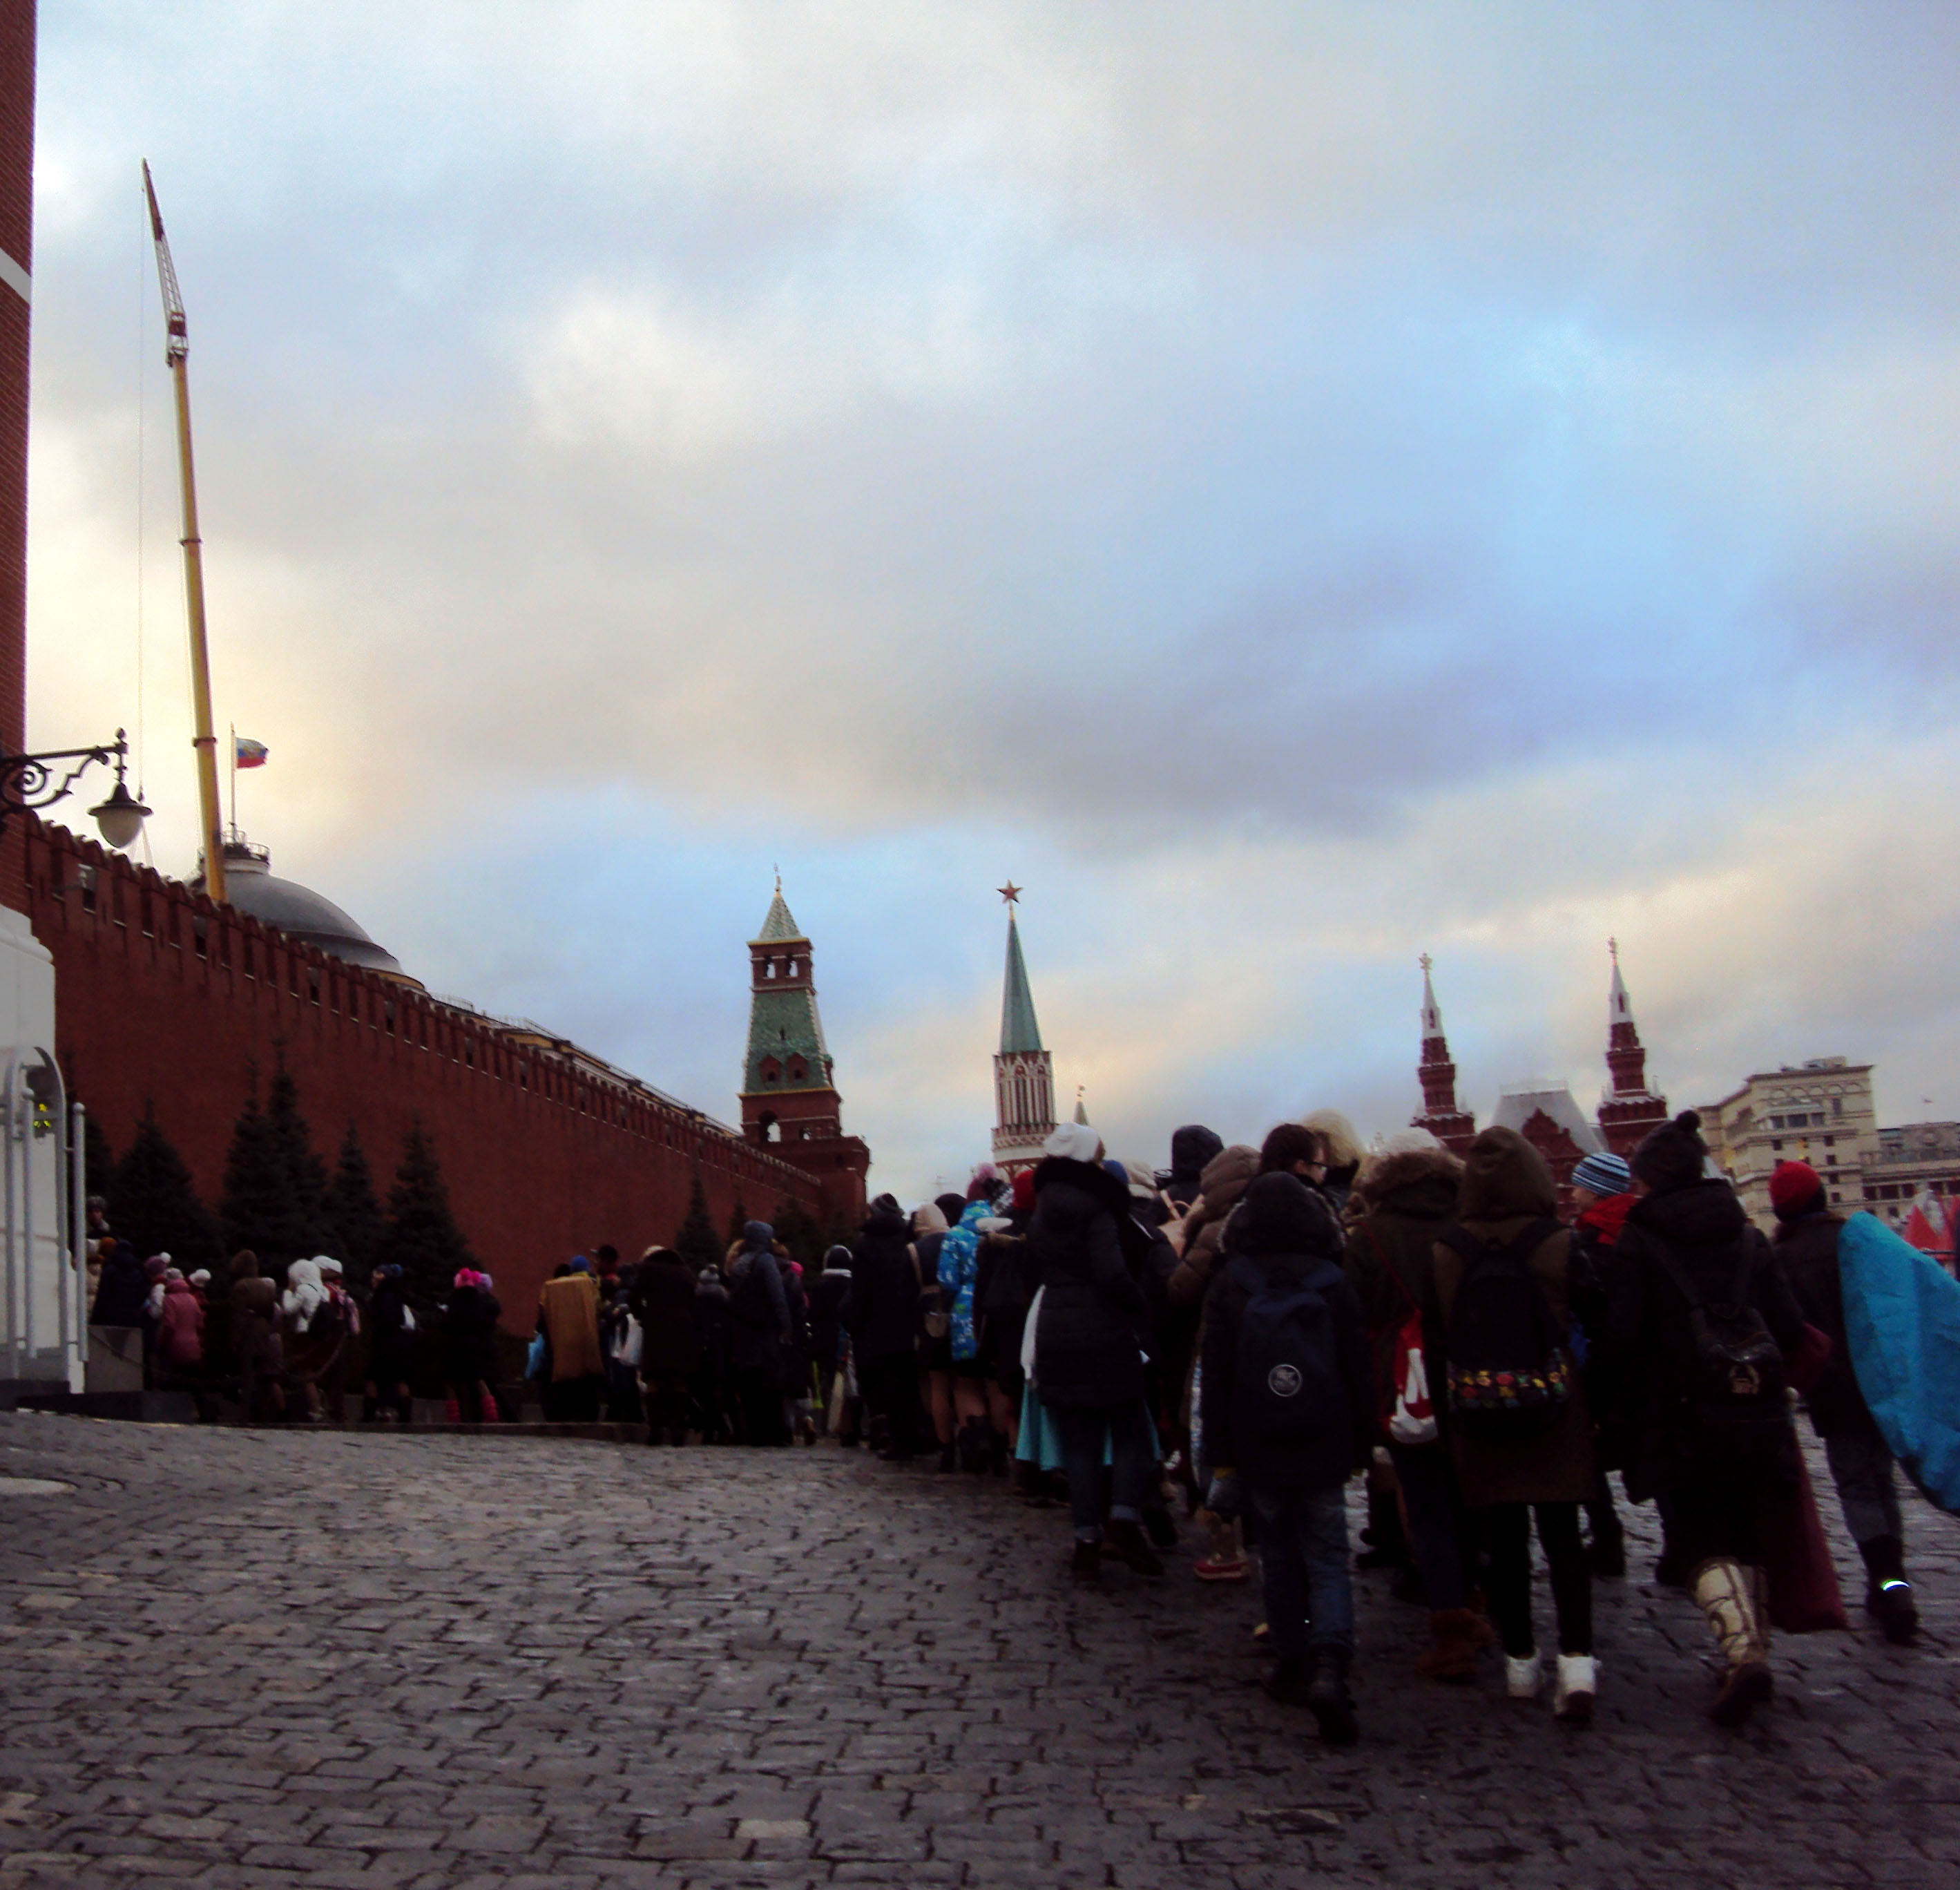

{"left": 25, "top": 816, "right": 825, "bottom": 1324}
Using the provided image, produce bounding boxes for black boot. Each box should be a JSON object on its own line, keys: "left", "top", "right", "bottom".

{"left": 1307, "top": 1650, "right": 1360, "bottom": 1746}
{"left": 1141, "top": 1503, "right": 1180, "bottom": 1549}
{"left": 1070, "top": 1538, "right": 1101, "bottom": 1584}
{"left": 1263, "top": 1654, "right": 1310, "bottom": 1706}
{"left": 957, "top": 1416, "right": 989, "bottom": 1474}
{"left": 988, "top": 1432, "right": 1010, "bottom": 1478}
{"left": 937, "top": 1440, "right": 958, "bottom": 1473}
{"left": 1355, "top": 1480, "right": 1410, "bottom": 1569}
{"left": 1105, "top": 1518, "right": 1166, "bottom": 1581}
{"left": 1861, "top": 1535, "right": 1919, "bottom": 1644}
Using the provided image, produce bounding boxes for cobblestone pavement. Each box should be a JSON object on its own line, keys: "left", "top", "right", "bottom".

{"left": 0, "top": 1413, "right": 1955, "bottom": 1889}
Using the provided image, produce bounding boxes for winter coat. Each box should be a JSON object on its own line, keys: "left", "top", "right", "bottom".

{"left": 849, "top": 1206, "right": 922, "bottom": 1364}
{"left": 1430, "top": 1128, "right": 1595, "bottom": 1508}
{"left": 229, "top": 1273, "right": 278, "bottom": 1351}
{"left": 1027, "top": 1158, "right": 1146, "bottom": 1410}
{"left": 155, "top": 1278, "right": 204, "bottom": 1370}
{"left": 727, "top": 1243, "right": 791, "bottom": 1375}
{"left": 1771, "top": 1210, "right": 1872, "bottom": 1440}
{"left": 90, "top": 1243, "right": 148, "bottom": 1329}
{"left": 443, "top": 1285, "right": 501, "bottom": 1385}
{"left": 692, "top": 1277, "right": 732, "bottom": 1379}
{"left": 1200, "top": 1176, "right": 1373, "bottom": 1491}
{"left": 1604, "top": 1176, "right": 1806, "bottom": 1502}
{"left": 628, "top": 1252, "right": 699, "bottom": 1375}
{"left": 808, "top": 1269, "right": 852, "bottom": 1376}
{"left": 1343, "top": 1144, "right": 1462, "bottom": 1433}
{"left": 539, "top": 1272, "right": 604, "bottom": 1382}
{"left": 939, "top": 1201, "right": 991, "bottom": 1362}
{"left": 282, "top": 1260, "right": 327, "bottom": 1335}
{"left": 367, "top": 1277, "right": 416, "bottom": 1381}
{"left": 1166, "top": 1145, "right": 1260, "bottom": 1307}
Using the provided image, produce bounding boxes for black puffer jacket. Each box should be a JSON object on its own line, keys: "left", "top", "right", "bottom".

{"left": 1028, "top": 1158, "right": 1146, "bottom": 1409}
{"left": 1774, "top": 1210, "right": 1872, "bottom": 1439}
{"left": 849, "top": 1203, "right": 921, "bottom": 1364}
{"left": 629, "top": 1251, "right": 699, "bottom": 1375}
{"left": 1604, "top": 1178, "right": 1805, "bottom": 1500}
{"left": 91, "top": 1241, "right": 149, "bottom": 1328}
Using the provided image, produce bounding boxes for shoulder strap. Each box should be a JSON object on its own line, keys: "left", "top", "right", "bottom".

{"left": 1730, "top": 1231, "right": 1758, "bottom": 1309}
{"left": 1364, "top": 1221, "right": 1420, "bottom": 1324}
{"left": 1224, "top": 1252, "right": 1273, "bottom": 1297}
{"left": 1647, "top": 1241, "right": 1704, "bottom": 1311}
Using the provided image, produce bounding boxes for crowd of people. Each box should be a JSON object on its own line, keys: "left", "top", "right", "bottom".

{"left": 84, "top": 1100, "right": 1933, "bottom": 1742}
{"left": 765, "top": 1107, "right": 1925, "bottom": 1744}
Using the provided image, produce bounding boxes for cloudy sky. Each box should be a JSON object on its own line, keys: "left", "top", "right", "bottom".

{"left": 26, "top": 1, "right": 1960, "bottom": 1192}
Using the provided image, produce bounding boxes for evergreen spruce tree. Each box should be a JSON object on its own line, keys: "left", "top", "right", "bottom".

{"left": 772, "top": 1199, "right": 823, "bottom": 1275}
{"left": 220, "top": 1077, "right": 296, "bottom": 1265}
{"left": 823, "top": 1209, "right": 854, "bottom": 1257}
{"left": 323, "top": 1122, "right": 388, "bottom": 1278}
{"left": 673, "top": 1169, "right": 722, "bottom": 1277}
{"left": 723, "top": 1193, "right": 750, "bottom": 1250}
{"left": 379, "top": 1117, "right": 475, "bottom": 1303}
{"left": 84, "top": 1111, "right": 117, "bottom": 1202}
{"left": 265, "top": 1056, "right": 334, "bottom": 1254}
{"left": 111, "top": 1109, "right": 219, "bottom": 1266}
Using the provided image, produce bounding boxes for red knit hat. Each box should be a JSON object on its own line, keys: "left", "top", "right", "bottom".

{"left": 1769, "top": 1160, "right": 1824, "bottom": 1216}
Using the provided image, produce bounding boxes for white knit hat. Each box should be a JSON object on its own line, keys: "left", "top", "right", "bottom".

{"left": 1043, "top": 1121, "right": 1102, "bottom": 1163}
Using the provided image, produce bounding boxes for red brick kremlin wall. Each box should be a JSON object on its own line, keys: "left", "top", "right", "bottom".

{"left": 23, "top": 817, "right": 827, "bottom": 1326}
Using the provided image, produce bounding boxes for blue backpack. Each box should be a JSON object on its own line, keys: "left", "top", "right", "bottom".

{"left": 1224, "top": 1253, "right": 1345, "bottom": 1446}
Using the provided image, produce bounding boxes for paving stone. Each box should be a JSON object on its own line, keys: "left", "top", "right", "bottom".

{"left": 0, "top": 1415, "right": 1953, "bottom": 1887}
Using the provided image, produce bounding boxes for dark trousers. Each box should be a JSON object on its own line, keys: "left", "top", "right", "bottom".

{"left": 1054, "top": 1400, "right": 1155, "bottom": 1541}
{"left": 1249, "top": 1481, "right": 1356, "bottom": 1658}
{"left": 691, "top": 1366, "right": 731, "bottom": 1441}
{"left": 863, "top": 1353, "right": 919, "bottom": 1457}
{"left": 643, "top": 1370, "right": 689, "bottom": 1441}
{"left": 1586, "top": 1466, "right": 1625, "bottom": 1547}
{"left": 1483, "top": 1501, "right": 1591, "bottom": 1657}
{"left": 735, "top": 1366, "right": 788, "bottom": 1445}
{"left": 1388, "top": 1440, "right": 1468, "bottom": 1612}
{"left": 546, "top": 1375, "right": 602, "bottom": 1423}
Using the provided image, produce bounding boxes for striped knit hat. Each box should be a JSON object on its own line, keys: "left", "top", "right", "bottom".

{"left": 1570, "top": 1151, "right": 1633, "bottom": 1199}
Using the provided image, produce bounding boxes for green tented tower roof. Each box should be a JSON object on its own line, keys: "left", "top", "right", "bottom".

{"left": 743, "top": 885, "right": 833, "bottom": 1096}
{"left": 1000, "top": 910, "right": 1044, "bottom": 1055}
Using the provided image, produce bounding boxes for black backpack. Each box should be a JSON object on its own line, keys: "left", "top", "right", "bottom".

{"left": 1653, "top": 1237, "right": 1788, "bottom": 1447}
{"left": 1437, "top": 1218, "right": 1573, "bottom": 1440}
{"left": 1224, "top": 1254, "right": 1346, "bottom": 1448}
{"left": 728, "top": 1257, "right": 776, "bottom": 1330}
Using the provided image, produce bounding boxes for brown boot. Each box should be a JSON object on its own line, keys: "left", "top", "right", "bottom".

{"left": 1693, "top": 1558, "right": 1773, "bottom": 1727}
{"left": 1414, "top": 1608, "right": 1491, "bottom": 1682}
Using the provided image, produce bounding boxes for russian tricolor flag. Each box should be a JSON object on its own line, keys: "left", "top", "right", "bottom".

{"left": 234, "top": 736, "right": 269, "bottom": 769}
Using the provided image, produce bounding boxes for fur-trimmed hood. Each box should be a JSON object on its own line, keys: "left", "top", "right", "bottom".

{"left": 1356, "top": 1145, "right": 1463, "bottom": 1212}
{"left": 1032, "top": 1155, "right": 1132, "bottom": 1219}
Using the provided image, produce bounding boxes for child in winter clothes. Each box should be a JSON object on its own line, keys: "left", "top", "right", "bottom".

{"left": 1201, "top": 1172, "right": 1374, "bottom": 1744}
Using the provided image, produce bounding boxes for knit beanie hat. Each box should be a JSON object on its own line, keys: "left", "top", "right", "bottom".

{"left": 1631, "top": 1111, "right": 1709, "bottom": 1194}
{"left": 1570, "top": 1151, "right": 1633, "bottom": 1199}
{"left": 1769, "top": 1160, "right": 1825, "bottom": 1220}
{"left": 1043, "top": 1121, "right": 1102, "bottom": 1164}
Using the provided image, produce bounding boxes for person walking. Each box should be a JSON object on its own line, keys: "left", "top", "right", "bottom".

{"left": 229, "top": 1252, "right": 285, "bottom": 1422}
{"left": 849, "top": 1196, "right": 923, "bottom": 1460}
{"left": 1202, "top": 1171, "right": 1372, "bottom": 1741}
{"left": 1345, "top": 1127, "right": 1494, "bottom": 1681}
{"left": 1568, "top": 1149, "right": 1637, "bottom": 1578}
{"left": 631, "top": 1245, "right": 699, "bottom": 1445}
{"left": 1604, "top": 1111, "right": 1807, "bottom": 1726}
{"left": 1769, "top": 1159, "right": 1919, "bottom": 1643}
{"left": 443, "top": 1268, "right": 503, "bottom": 1423}
{"left": 538, "top": 1258, "right": 605, "bottom": 1422}
{"left": 726, "top": 1222, "right": 793, "bottom": 1445}
{"left": 1026, "top": 1120, "right": 1163, "bottom": 1583}
{"left": 90, "top": 1238, "right": 148, "bottom": 1330}
{"left": 1432, "top": 1127, "right": 1598, "bottom": 1722}
{"left": 941, "top": 1177, "right": 1002, "bottom": 1472}
{"left": 363, "top": 1264, "right": 416, "bottom": 1424}
{"left": 912, "top": 1201, "right": 958, "bottom": 1470}
{"left": 691, "top": 1265, "right": 735, "bottom": 1443}
{"left": 808, "top": 1247, "right": 856, "bottom": 1442}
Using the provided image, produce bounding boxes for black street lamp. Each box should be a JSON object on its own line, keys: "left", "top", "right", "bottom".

{"left": 0, "top": 728, "right": 152, "bottom": 850}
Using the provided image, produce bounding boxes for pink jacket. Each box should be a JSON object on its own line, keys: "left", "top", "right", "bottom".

{"left": 157, "top": 1279, "right": 204, "bottom": 1368}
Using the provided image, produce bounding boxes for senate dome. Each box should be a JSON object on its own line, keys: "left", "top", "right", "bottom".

{"left": 195, "top": 838, "right": 416, "bottom": 984}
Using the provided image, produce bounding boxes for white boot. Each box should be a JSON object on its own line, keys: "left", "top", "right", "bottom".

{"left": 1553, "top": 1652, "right": 1596, "bottom": 1723}
{"left": 1504, "top": 1650, "right": 1542, "bottom": 1700}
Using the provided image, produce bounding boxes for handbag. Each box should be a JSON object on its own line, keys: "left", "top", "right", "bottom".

{"left": 913, "top": 1243, "right": 951, "bottom": 1340}
{"left": 1367, "top": 1225, "right": 1438, "bottom": 1445}
{"left": 1020, "top": 1285, "right": 1046, "bottom": 1380}
{"left": 618, "top": 1316, "right": 644, "bottom": 1370}
{"left": 525, "top": 1330, "right": 550, "bottom": 1380}
{"left": 1787, "top": 1321, "right": 1833, "bottom": 1397}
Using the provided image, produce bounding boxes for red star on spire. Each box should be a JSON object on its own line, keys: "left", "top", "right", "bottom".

{"left": 998, "top": 882, "right": 1021, "bottom": 906}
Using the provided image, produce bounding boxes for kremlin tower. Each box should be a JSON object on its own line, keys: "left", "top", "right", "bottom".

{"left": 1412, "top": 955, "right": 1477, "bottom": 1154}
{"left": 1595, "top": 939, "right": 1669, "bottom": 1155}
{"left": 738, "top": 879, "right": 869, "bottom": 1224}
{"left": 992, "top": 886, "right": 1057, "bottom": 1175}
